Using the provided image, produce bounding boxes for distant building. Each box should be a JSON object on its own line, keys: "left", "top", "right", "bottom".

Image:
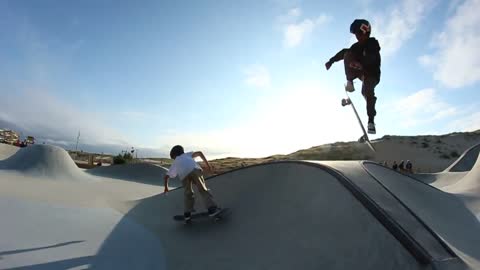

{"left": 0, "top": 129, "right": 20, "bottom": 144}
{"left": 26, "top": 136, "right": 35, "bottom": 144}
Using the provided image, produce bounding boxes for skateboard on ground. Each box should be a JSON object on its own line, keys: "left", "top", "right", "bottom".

{"left": 173, "top": 208, "right": 231, "bottom": 223}
{"left": 341, "top": 91, "right": 376, "bottom": 152}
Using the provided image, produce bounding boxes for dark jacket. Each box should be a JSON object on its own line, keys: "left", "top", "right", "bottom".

{"left": 329, "top": 37, "right": 381, "bottom": 80}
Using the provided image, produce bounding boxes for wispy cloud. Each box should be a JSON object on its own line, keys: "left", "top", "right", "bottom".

{"left": 120, "top": 111, "right": 152, "bottom": 121}
{"left": 389, "top": 88, "right": 458, "bottom": 128}
{"left": 372, "top": 0, "right": 437, "bottom": 57}
{"left": 420, "top": 0, "right": 480, "bottom": 88}
{"left": 243, "top": 64, "right": 271, "bottom": 89}
{"left": 448, "top": 110, "right": 480, "bottom": 132}
{"left": 286, "top": 7, "right": 301, "bottom": 19}
{"left": 282, "top": 8, "right": 331, "bottom": 48}
{"left": 418, "top": 54, "right": 434, "bottom": 67}
{"left": 154, "top": 80, "right": 360, "bottom": 158}
{"left": 0, "top": 7, "right": 132, "bottom": 153}
{"left": 0, "top": 90, "right": 130, "bottom": 148}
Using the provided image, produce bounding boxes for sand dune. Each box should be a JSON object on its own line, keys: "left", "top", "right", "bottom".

{"left": 1, "top": 143, "right": 480, "bottom": 269}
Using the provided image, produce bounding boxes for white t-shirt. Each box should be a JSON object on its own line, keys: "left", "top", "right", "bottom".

{"left": 167, "top": 152, "right": 202, "bottom": 180}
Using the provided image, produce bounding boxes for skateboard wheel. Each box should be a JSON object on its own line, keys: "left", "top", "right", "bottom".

{"left": 341, "top": 98, "right": 351, "bottom": 107}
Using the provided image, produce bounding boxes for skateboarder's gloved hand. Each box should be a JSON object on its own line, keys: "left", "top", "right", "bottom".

{"left": 325, "top": 61, "right": 333, "bottom": 70}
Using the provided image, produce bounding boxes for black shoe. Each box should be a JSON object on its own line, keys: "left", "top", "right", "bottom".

{"left": 367, "top": 123, "right": 376, "bottom": 134}
{"left": 208, "top": 206, "right": 222, "bottom": 217}
{"left": 184, "top": 212, "right": 192, "bottom": 224}
{"left": 345, "top": 81, "right": 355, "bottom": 92}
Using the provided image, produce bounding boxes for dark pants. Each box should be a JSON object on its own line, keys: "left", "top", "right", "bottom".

{"left": 344, "top": 51, "right": 378, "bottom": 123}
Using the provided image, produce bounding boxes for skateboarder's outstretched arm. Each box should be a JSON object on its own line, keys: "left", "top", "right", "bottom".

{"left": 164, "top": 163, "right": 178, "bottom": 193}
{"left": 325, "top": 48, "right": 348, "bottom": 70}
{"left": 163, "top": 175, "right": 170, "bottom": 193}
{"left": 192, "top": 151, "right": 213, "bottom": 174}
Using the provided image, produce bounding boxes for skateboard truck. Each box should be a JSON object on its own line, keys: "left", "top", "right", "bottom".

{"left": 358, "top": 135, "right": 367, "bottom": 143}
{"left": 341, "top": 98, "right": 352, "bottom": 107}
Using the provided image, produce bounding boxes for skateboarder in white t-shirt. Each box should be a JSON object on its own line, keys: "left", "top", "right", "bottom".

{"left": 164, "top": 145, "right": 221, "bottom": 223}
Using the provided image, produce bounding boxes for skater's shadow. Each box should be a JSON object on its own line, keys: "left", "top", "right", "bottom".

{"left": 0, "top": 241, "right": 85, "bottom": 256}
{"left": 1, "top": 256, "right": 93, "bottom": 270}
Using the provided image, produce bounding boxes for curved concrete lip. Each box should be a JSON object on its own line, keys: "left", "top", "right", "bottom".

{"left": 0, "top": 197, "right": 166, "bottom": 269}
{"left": 1, "top": 144, "right": 480, "bottom": 269}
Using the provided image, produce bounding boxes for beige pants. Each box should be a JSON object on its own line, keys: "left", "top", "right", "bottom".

{"left": 182, "top": 169, "right": 216, "bottom": 213}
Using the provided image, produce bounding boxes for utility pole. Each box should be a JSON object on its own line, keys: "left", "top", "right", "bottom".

{"left": 75, "top": 131, "right": 80, "bottom": 151}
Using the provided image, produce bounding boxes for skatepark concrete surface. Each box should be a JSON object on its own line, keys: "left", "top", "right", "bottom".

{"left": 87, "top": 162, "right": 180, "bottom": 187}
{"left": 1, "top": 144, "right": 480, "bottom": 269}
{"left": 0, "top": 143, "right": 19, "bottom": 160}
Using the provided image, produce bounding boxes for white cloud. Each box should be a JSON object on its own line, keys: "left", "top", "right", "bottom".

{"left": 243, "top": 65, "right": 271, "bottom": 89}
{"left": 154, "top": 80, "right": 360, "bottom": 158}
{"left": 372, "top": 0, "right": 436, "bottom": 57}
{"left": 121, "top": 111, "right": 151, "bottom": 121}
{"left": 448, "top": 111, "right": 480, "bottom": 132}
{"left": 418, "top": 54, "right": 434, "bottom": 67}
{"left": 0, "top": 90, "right": 130, "bottom": 147}
{"left": 284, "top": 19, "right": 316, "bottom": 48}
{"left": 282, "top": 9, "right": 331, "bottom": 48}
{"left": 390, "top": 88, "right": 458, "bottom": 128}
{"left": 287, "top": 8, "right": 301, "bottom": 19}
{"left": 422, "top": 0, "right": 480, "bottom": 88}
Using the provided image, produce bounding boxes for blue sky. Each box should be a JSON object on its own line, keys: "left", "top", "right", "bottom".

{"left": 0, "top": 0, "right": 479, "bottom": 158}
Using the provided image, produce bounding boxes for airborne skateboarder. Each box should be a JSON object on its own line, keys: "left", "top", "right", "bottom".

{"left": 325, "top": 19, "right": 381, "bottom": 134}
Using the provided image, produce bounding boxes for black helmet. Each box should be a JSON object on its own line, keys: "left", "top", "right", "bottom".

{"left": 350, "top": 19, "right": 371, "bottom": 35}
{"left": 170, "top": 145, "right": 184, "bottom": 159}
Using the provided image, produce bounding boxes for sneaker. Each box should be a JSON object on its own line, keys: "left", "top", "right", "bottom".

{"left": 368, "top": 123, "right": 376, "bottom": 134}
{"left": 184, "top": 212, "right": 192, "bottom": 224}
{"left": 208, "top": 206, "right": 222, "bottom": 217}
{"left": 345, "top": 81, "right": 355, "bottom": 92}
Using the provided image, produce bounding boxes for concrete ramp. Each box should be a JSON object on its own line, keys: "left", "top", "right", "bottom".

{"left": 0, "top": 143, "right": 19, "bottom": 160}
{"left": 122, "top": 162, "right": 429, "bottom": 270}
{"left": 2, "top": 153, "right": 479, "bottom": 269}
{"left": 0, "top": 144, "right": 86, "bottom": 179}
{"left": 438, "top": 146, "right": 480, "bottom": 213}
{"left": 445, "top": 143, "right": 480, "bottom": 172}
{"left": 87, "top": 162, "right": 179, "bottom": 187}
{"left": 454, "top": 148, "right": 480, "bottom": 188}
{"left": 414, "top": 143, "right": 480, "bottom": 188}
{"left": 362, "top": 162, "right": 480, "bottom": 269}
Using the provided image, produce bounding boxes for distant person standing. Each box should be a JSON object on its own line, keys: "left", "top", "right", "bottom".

{"left": 399, "top": 160, "right": 405, "bottom": 172}
{"left": 406, "top": 160, "right": 413, "bottom": 173}
{"left": 392, "top": 161, "right": 398, "bottom": 171}
{"left": 163, "top": 145, "right": 221, "bottom": 224}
